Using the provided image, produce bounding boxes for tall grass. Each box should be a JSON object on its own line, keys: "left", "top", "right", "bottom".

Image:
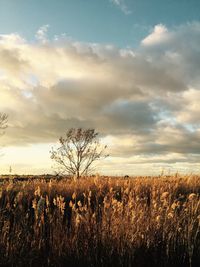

{"left": 0, "top": 175, "right": 199, "bottom": 266}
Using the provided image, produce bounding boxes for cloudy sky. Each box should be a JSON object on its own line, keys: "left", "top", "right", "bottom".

{"left": 0, "top": 0, "right": 200, "bottom": 175}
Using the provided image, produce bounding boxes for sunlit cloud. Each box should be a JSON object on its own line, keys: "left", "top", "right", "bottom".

{"left": 142, "top": 24, "right": 171, "bottom": 46}
{"left": 0, "top": 22, "right": 200, "bottom": 174}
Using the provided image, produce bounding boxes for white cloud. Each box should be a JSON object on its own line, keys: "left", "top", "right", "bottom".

{"left": 35, "top": 24, "right": 49, "bottom": 44}
{"left": 142, "top": 24, "right": 171, "bottom": 46}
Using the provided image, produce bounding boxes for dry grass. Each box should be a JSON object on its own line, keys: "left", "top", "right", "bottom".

{"left": 0, "top": 174, "right": 200, "bottom": 266}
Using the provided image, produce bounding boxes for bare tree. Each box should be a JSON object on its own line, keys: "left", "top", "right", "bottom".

{"left": 50, "top": 128, "right": 108, "bottom": 179}
{"left": 0, "top": 113, "right": 8, "bottom": 134}
{"left": 0, "top": 113, "right": 8, "bottom": 158}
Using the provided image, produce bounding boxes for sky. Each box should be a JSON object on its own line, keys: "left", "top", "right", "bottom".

{"left": 0, "top": 0, "right": 200, "bottom": 175}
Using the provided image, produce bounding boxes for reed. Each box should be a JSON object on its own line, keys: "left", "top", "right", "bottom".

{"left": 0, "top": 174, "right": 199, "bottom": 266}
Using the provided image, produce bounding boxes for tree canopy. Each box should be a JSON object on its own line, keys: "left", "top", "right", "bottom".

{"left": 50, "top": 128, "right": 108, "bottom": 179}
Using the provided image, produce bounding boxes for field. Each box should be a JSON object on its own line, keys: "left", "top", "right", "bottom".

{"left": 0, "top": 174, "right": 200, "bottom": 267}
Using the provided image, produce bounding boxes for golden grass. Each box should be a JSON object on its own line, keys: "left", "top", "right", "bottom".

{"left": 0, "top": 174, "right": 199, "bottom": 266}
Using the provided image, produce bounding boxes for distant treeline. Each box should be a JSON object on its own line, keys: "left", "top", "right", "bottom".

{"left": 0, "top": 175, "right": 66, "bottom": 183}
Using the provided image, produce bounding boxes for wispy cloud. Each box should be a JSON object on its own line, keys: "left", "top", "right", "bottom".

{"left": 110, "top": 0, "right": 132, "bottom": 15}
{"left": 35, "top": 24, "right": 49, "bottom": 44}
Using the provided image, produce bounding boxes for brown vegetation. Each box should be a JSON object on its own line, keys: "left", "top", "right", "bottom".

{"left": 0, "top": 175, "right": 199, "bottom": 266}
